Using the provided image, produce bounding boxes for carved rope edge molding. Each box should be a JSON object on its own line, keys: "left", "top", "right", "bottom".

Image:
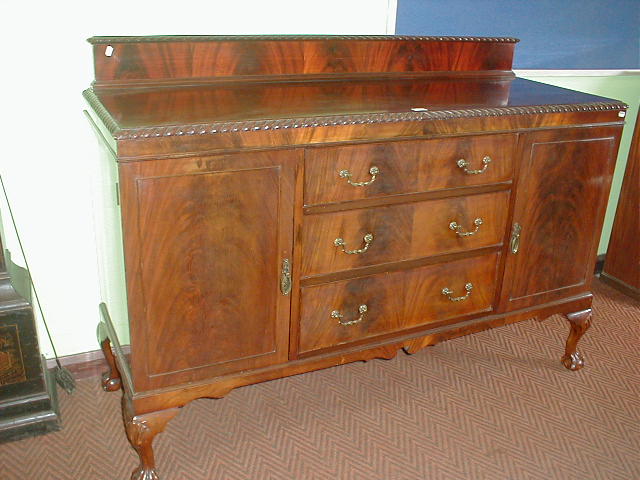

{"left": 83, "top": 89, "right": 121, "bottom": 135}
{"left": 87, "top": 35, "right": 520, "bottom": 44}
{"left": 82, "top": 89, "right": 627, "bottom": 140}
{"left": 117, "top": 105, "right": 628, "bottom": 140}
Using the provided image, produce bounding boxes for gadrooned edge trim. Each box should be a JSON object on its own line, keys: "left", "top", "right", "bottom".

{"left": 108, "top": 103, "right": 628, "bottom": 140}
{"left": 82, "top": 89, "right": 627, "bottom": 140}
{"left": 87, "top": 35, "right": 521, "bottom": 44}
{"left": 83, "top": 88, "right": 121, "bottom": 135}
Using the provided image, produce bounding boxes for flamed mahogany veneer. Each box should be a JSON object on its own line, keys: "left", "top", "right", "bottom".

{"left": 84, "top": 35, "right": 626, "bottom": 480}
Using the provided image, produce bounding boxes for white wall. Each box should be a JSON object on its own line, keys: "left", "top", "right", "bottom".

{"left": 0, "top": 1, "right": 398, "bottom": 357}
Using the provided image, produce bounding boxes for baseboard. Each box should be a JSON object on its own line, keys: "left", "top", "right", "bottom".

{"left": 514, "top": 69, "right": 640, "bottom": 77}
{"left": 46, "top": 350, "right": 106, "bottom": 381}
{"left": 599, "top": 272, "right": 640, "bottom": 300}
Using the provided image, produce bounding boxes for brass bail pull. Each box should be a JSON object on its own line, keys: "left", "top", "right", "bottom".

{"left": 457, "top": 156, "right": 492, "bottom": 175}
{"left": 334, "top": 233, "right": 374, "bottom": 255}
{"left": 331, "top": 304, "right": 368, "bottom": 326}
{"left": 441, "top": 282, "right": 473, "bottom": 302}
{"left": 339, "top": 166, "right": 380, "bottom": 187}
{"left": 449, "top": 218, "right": 483, "bottom": 237}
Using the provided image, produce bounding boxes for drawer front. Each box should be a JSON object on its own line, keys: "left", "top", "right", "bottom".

{"left": 299, "top": 253, "right": 500, "bottom": 354}
{"left": 301, "top": 191, "right": 509, "bottom": 277}
{"left": 304, "top": 134, "right": 516, "bottom": 206}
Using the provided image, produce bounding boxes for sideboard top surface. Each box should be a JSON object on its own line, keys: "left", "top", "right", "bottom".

{"left": 83, "top": 36, "right": 626, "bottom": 156}
{"left": 85, "top": 78, "right": 626, "bottom": 139}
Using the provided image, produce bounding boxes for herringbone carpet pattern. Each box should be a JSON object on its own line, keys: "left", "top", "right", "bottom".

{"left": 1, "top": 279, "right": 638, "bottom": 480}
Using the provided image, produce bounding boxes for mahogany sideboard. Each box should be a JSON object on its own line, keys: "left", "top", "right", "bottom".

{"left": 83, "top": 35, "right": 626, "bottom": 480}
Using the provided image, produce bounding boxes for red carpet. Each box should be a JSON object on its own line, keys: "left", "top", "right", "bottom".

{"left": 1, "top": 279, "right": 638, "bottom": 479}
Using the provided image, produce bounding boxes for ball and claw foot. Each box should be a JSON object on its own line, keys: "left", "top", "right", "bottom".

{"left": 97, "top": 322, "right": 122, "bottom": 392}
{"left": 561, "top": 351, "right": 585, "bottom": 371}
{"left": 123, "top": 397, "right": 181, "bottom": 480}
{"left": 562, "top": 309, "right": 591, "bottom": 372}
{"left": 102, "top": 372, "right": 122, "bottom": 392}
{"left": 131, "top": 467, "right": 160, "bottom": 480}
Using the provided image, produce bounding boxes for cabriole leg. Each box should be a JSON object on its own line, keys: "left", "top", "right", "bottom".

{"left": 122, "top": 397, "right": 180, "bottom": 480}
{"left": 97, "top": 322, "right": 122, "bottom": 391}
{"left": 561, "top": 308, "right": 592, "bottom": 371}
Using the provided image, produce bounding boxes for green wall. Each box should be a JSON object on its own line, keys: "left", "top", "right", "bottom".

{"left": 517, "top": 72, "right": 640, "bottom": 254}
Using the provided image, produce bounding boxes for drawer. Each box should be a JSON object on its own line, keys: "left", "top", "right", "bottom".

{"left": 299, "top": 253, "right": 500, "bottom": 354}
{"left": 304, "top": 134, "right": 516, "bottom": 206}
{"left": 301, "top": 191, "right": 509, "bottom": 277}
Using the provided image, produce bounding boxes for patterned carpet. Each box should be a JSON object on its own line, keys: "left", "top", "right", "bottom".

{"left": 1, "top": 279, "right": 639, "bottom": 480}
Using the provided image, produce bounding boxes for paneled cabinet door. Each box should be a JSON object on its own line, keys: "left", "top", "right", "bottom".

{"left": 120, "top": 151, "right": 298, "bottom": 391}
{"left": 499, "top": 127, "right": 620, "bottom": 312}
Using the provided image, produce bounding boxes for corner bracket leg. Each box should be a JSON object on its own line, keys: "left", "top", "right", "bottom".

{"left": 97, "top": 322, "right": 122, "bottom": 392}
{"left": 561, "top": 308, "right": 592, "bottom": 371}
{"left": 122, "top": 397, "right": 181, "bottom": 480}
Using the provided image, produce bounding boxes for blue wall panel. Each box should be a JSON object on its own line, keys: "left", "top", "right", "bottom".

{"left": 396, "top": 0, "right": 640, "bottom": 69}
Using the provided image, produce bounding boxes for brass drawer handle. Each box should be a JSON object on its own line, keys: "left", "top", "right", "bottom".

{"left": 510, "top": 222, "right": 521, "bottom": 254}
{"left": 449, "top": 218, "right": 483, "bottom": 237}
{"left": 457, "top": 156, "right": 492, "bottom": 175}
{"left": 334, "top": 233, "right": 374, "bottom": 255}
{"left": 331, "top": 304, "right": 368, "bottom": 326}
{"left": 441, "top": 282, "right": 473, "bottom": 302}
{"left": 339, "top": 166, "right": 379, "bottom": 187}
